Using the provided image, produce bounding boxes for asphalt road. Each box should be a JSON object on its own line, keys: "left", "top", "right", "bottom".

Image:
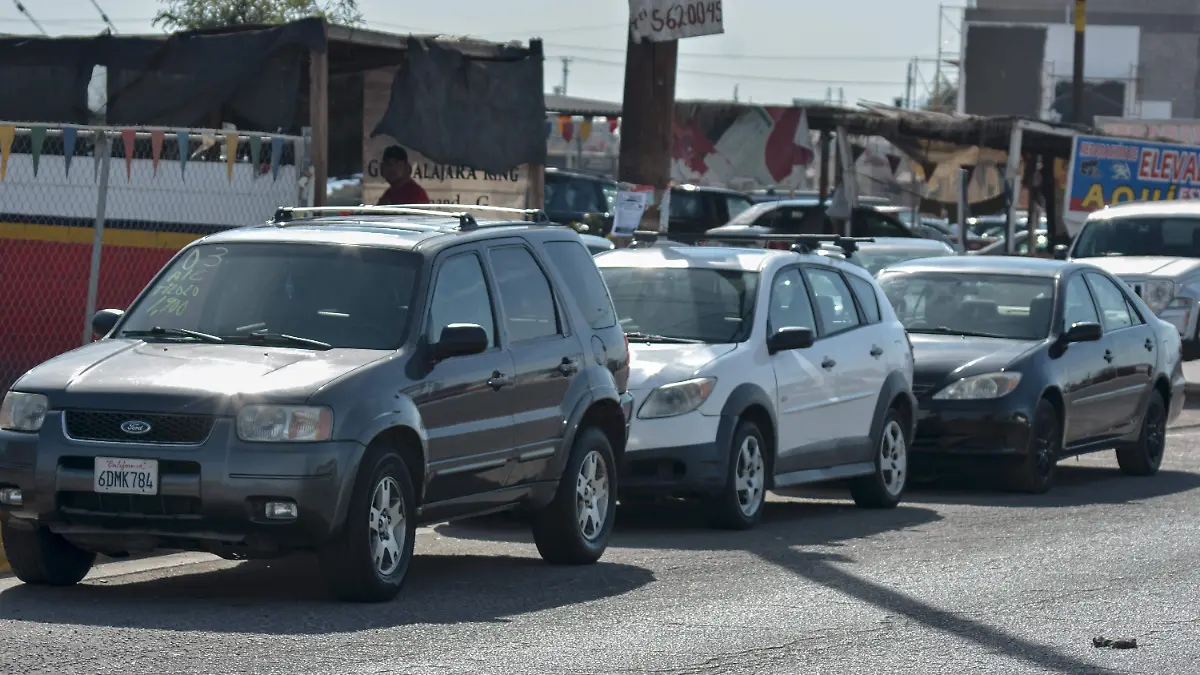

{"left": 3, "top": 411, "right": 1200, "bottom": 674}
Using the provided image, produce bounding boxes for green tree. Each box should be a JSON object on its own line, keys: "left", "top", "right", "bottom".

{"left": 154, "top": 0, "right": 363, "bottom": 31}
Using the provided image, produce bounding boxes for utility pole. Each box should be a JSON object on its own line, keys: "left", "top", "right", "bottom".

{"left": 733, "top": 84, "right": 739, "bottom": 102}
{"left": 905, "top": 59, "right": 915, "bottom": 109}
{"left": 560, "top": 57, "right": 572, "bottom": 96}
{"left": 617, "top": 35, "right": 678, "bottom": 232}
{"left": 1072, "top": 0, "right": 1086, "bottom": 124}
{"left": 933, "top": 3, "right": 943, "bottom": 112}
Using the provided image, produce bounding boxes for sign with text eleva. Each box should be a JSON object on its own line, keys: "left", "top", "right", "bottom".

{"left": 629, "top": 0, "right": 723, "bottom": 42}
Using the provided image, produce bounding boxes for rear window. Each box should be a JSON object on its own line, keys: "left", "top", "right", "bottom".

{"left": 542, "top": 240, "right": 617, "bottom": 330}
{"left": 846, "top": 275, "right": 881, "bottom": 323}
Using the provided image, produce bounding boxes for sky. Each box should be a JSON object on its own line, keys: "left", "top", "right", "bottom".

{"left": 0, "top": 0, "right": 965, "bottom": 107}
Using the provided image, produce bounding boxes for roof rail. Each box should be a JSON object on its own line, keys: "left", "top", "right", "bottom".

{"left": 392, "top": 203, "right": 552, "bottom": 223}
{"left": 629, "top": 230, "right": 874, "bottom": 257}
{"left": 270, "top": 206, "right": 479, "bottom": 230}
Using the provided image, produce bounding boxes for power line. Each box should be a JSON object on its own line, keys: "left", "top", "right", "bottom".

{"left": 86, "top": 0, "right": 120, "bottom": 34}
{"left": 545, "top": 42, "right": 932, "bottom": 63}
{"left": 9, "top": 0, "right": 46, "bottom": 34}
{"left": 550, "top": 54, "right": 907, "bottom": 87}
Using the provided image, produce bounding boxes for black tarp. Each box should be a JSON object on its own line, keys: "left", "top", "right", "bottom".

{"left": 371, "top": 37, "right": 545, "bottom": 173}
{"left": 0, "top": 19, "right": 326, "bottom": 131}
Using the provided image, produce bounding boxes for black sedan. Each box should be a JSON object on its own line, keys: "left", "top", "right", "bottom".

{"left": 876, "top": 257, "right": 1186, "bottom": 493}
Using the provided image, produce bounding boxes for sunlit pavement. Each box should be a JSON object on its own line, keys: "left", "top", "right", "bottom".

{"left": 2, "top": 410, "right": 1200, "bottom": 674}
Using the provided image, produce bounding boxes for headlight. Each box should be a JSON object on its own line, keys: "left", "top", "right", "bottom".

{"left": 237, "top": 405, "right": 333, "bottom": 442}
{"left": 932, "top": 373, "right": 1021, "bottom": 400}
{"left": 638, "top": 377, "right": 716, "bottom": 419}
{"left": 0, "top": 392, "right": 49, "bottom": 432}
{"left": 1141, "top": 280, "right": 1174, "bottom": 314}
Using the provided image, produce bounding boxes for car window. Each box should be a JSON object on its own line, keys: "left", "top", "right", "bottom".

{"left": 428, "top": 251, "right": 498, "bottom": 347}
{"left": 598, "top": 266, "right": 759, "bottom": 343}
{"left": 877, "top": 271, "right": 1055, "bottom": 340}
{"left": 1086, "top": 273, "right": 1135, "bottom": 331}
{"left": 856, "top": 210, "right": 908, "bottom": 237}
{"left": 669, "top": 190, "right": 705, "bottom": 220}
{"left": 601, "top": 183, "right": 618, "bottom": 213}
{"left": 804, "top": 267, "right": 862, "bottom": 336}
{"left": 768, "top": 268, "right": 816, "bottom": 333}
{"left": 542, "top": 240, "right": 616, "bottom": 330}
{"left": 771, "top": 207, "right": 827, "bottom": 234}
{"left": 1063, "top": 275, "right": 1100, "bottom": 330}
{"left": 488, "top": 246, "right": 561, "bottom": 342}
{"left": 725, "top": 195, "right": 753, "bottom": 220}
{"left": 545, "top": 176, "right": 604, "bottom": 213}
{"left": 1072, "top": 216, "right": 1200, "bottom": 258}
{"left": 846, "top": 275, "right": 881, "bottom": 323}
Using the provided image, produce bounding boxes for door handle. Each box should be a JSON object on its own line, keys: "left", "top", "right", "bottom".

{"left": 558, "top": 357, "right": 579, "bottom": 376}
{"left": 1103, "top": 350, "right": 1114, "bottom": 363}
{"left": 821, "top": 357, "right": 836, "bottom": 370}
{"left": 1145, "top": 338, "right": 1154, "bottom": 351}
{"left": 870, "top": 345, "right": 883, "bottom": 358}
{"left": 487, "top": 371, "right": 513, "bottom": 390}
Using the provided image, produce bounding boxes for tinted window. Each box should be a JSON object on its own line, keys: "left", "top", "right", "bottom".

{"left": 804, "top": 268, "right": 862, "bottom": 336}
{"left": 545, "top": 176, "right": 604, "bottom": 213}
{"left": 121, "top": 243, "right": 419, "bottom": 350}
{"left": 1063, "top": 275, "right": 1100, "bottom": 330}
{"left": 877, "top": 271, "right": 1055, "bottom": 340}
{"left": 669, "top": 190, "right": 705, "bottom": 220}
{"left": 856, "top": 211, "right": 907, "bottom": 237}
{"left": 768, "top": 268, "right": 816, "bottom": 332}
{"left": 599, "top": 266, "right": 759, "bottom": 343}
{"left": 429, "top": 252, "right": 497, "bottom": 346}
{"left": 542, "top": 240, "right": 616, "bottom": 330}
{"left": 489, "top": 246, "right": 560, "bottom": 342}
{"left": 725, "top": 195, "right": 753, "bottom": 220}
{"left": 1087, "top": 273, "right": 1135, "bottom": 331}
{"left": 847, "top": 275, "right": 881, "bottom": 323}
{"left": 1073, "top": 216, "right": 1200, "bottom": 258}
{"left": 775, "top": 207, "right": 828, "bottom": 234}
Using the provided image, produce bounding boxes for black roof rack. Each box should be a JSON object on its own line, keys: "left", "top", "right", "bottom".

{"left": 628, "top": 230, "right": 874, "bottom": 257}
{"left": 271, "top": 206, "right": 481, "bottom": 230}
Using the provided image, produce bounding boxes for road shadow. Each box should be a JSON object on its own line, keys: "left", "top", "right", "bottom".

{"left": 0, "top": 553, "right": 654, "bottom": 635}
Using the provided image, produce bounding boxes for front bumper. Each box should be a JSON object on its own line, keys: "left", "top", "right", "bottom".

{"left": 0, "top": 412, "right": 365, "bottom": 557}
{"left": 912, "top": 397, "right": 1035, "bottom": 458}
{"left": 620, "top": 409, "right": 727, "bottom": 496}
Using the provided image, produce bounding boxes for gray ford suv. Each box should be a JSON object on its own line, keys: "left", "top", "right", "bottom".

{"left": 0, "top": 205, "right": 632, "bottom": 602}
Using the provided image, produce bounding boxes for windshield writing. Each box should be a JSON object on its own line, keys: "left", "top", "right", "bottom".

{"left": 1073, "top": 216, "right": 1200, "bottom": 258}
{"left": 599, "top": 266, "right": 759, "bottom": 344}
{"left": 877, "top": 272, "right": 1055, "bottom": 340}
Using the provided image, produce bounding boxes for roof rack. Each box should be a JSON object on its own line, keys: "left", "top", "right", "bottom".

{"left": 629, "top": 230, "right": 874, "bottom": 257}
{"left": 271, "top": 206, "right": 480, "bottom": 229}
{"left": 396, "top": 203, "right": 552, "bottom": 223}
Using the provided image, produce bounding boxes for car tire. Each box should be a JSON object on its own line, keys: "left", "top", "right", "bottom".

{"left": 702, "top": 420, "right": 768, "bottom": 529}
{"left": 850, "top": 406, "right": 908, "bottom": 509}
{"left": 318, "top": 449, "right": 417, "bottom": 603}
{"left": 532, "top": 427, "right": 617, "bottom": 565}
{"left": 1116, "top": 389, "right": 1167, "bottom": 477}
{"left": 1005, "top": 398, "right": 1060, "bottom": 494}
{"left": 2, "top": 521, "right": 95, "bottom": 586}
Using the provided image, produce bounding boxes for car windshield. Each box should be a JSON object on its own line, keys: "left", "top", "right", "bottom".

{"left": 876, "top": 271, "right": 1055, "bottom": 340}
{"left": 119, "top": 243, "right": 420, "bottom": 350}
{"left": 1072, "top": 216, "right": 1200, "bottom": 258}
{"left": 598, "top": 266, "right": 759, "bottom": 343}
{"left": 853, "top": 247, "right": 953, "bottom": 275}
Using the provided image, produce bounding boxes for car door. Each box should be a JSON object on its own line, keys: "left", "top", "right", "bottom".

{"left": 1057, "top": 273, "right": 1113, "bottom": 446}
{"left": 413, "top": 247, "right": 517, "bottom": 505}
{"left": 1084, "top": 271, "right": 1156, "bottom": 438}
{"left": 484, "top": 241, "right": 584, "bottom": 486}
{"left": 765, "top": 266, "right": 837, "bottom": 473}
{"left": 804, "top": 264, "right": 882, "bottom": 464}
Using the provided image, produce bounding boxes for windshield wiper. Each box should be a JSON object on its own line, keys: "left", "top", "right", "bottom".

{"left": 907, "top": 326, "right": 1012, "bottom": 339}
{"left": 221, "top": 331, "right": 333, "bottom": 350}
{"left": 121, "top": 326, "right": 224, "bottom": 343}
{"left": 624, "top": 331, "right": 705, "bottom": 344}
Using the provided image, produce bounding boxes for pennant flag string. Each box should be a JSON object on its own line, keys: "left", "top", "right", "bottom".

{"left": 607, "top": 116, "right": 618, "bottom": 133}
{"left": 224, "top": 132, "right": 238, "bottom": 183}
{"left": 62, "top": 127, "right": 77, "bottom": 177}
{"left": 177, "top": 131, "right": 190, "bottom": 176}
{"left": 150, "top": 130, "right": 164, "bottom": 177}
{"left": 558, "top": 115, "right": 573, "bottom": 143}
{"left": 249, "top": 135, "right": 262, "bottom": 177}
{"left": 28, "top": 126, "right": 46, "bottom": 177}
{"left": 270, "top": 136, "right": 283, "bottom": 180}
{"left": 121, "top": 129, "right": 136, "bottom": 181}
{"left": 0, "top": 126, "right": 13, "bottom": 181}
{"left": 578, "top": 117, "right": 593, "bottom": 143}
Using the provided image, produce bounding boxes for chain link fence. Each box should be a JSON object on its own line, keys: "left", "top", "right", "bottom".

{"left": 0, "top": 124, "right": 312, "bottom": 391}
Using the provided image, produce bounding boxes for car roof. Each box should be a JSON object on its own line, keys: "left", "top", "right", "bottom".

{"left": 880, "top": 254, "right": 1078, "bottom": 278}
{"left": 854, "top": 237, "right": 953, "bottom": 250}
{"left": 1087, "top": 200, "right": 1200, "bottom": 220}
{"left": 672, "top": 184, "right": 750, "bottom": 197}
{"left": 593, "top": 244, "right": 792, "bottom": 272}
{"left": 545, "top": 167, "right": 616, "bottom": 184}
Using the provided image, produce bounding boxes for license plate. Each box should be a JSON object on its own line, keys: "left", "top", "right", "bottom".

{"left": 94, "top": 457, "right": 159, "bottom": 495}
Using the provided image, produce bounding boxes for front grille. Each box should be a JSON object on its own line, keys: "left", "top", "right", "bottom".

{"left": 58, "top": 491, "right": 202, "bottom": 517}
{"left": 64, "top": 411, "right": 215, "bottom": 445}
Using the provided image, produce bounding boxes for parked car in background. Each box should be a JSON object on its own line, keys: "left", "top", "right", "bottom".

{"left": 544, "top": 168, "right": 617, "bottom": 234}
{"left": 1064, "top": 201, "right": 1200, "bottom": 360}
{"left": 747, "top": 188, "right": 891, "bottom": 207}
{"left": 964, "top": 213, "right": 1045, "bottom": 251}
{"left": 878, "top": 256, "right": 1184, "bottom": 493}
{"left": 595, "top": 238, "right": 916, "bottom": 529}
{"left": 0, "top": 205, "right": 633, "bottom": 602}
{"left": 667, "top": 184, "right": 755, "bottom": 236}
{"left": 973, "top": 229, "right": 1052, "bottom": 257}
{"left": 830, "top": 237, "right": 958, "bottom": 275}
{"left": 876, "top": 207, "right": 954, "bottom": 245}
{"left": 581, "top": 233, "right": 615, "bottom": 255}
{"left": 703, "top": 199, "right": 923, "bottom": 249}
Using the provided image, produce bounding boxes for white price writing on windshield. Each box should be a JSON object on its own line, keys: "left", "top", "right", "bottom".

{"left": 629, "top": 0, "right": 724, "bottom": 42}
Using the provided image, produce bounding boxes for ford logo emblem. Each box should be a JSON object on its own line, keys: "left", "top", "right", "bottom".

{"left": 120, "top": 420, "right": 152, "bottom": 435}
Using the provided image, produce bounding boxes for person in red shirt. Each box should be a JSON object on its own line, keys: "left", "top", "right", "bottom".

{"left": 376, "top": 145, "right": 430, "bottom": 205}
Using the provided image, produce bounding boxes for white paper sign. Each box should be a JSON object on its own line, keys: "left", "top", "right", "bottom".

{"left": 629, "top": 0, "right": 724, "bottom": 42}
{"left": 613, "top": 190, "right": 650, "bottom": 236}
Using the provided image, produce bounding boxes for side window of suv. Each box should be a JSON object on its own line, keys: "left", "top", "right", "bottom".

{"left": 670, "top": 190, "right": 704, "bottom": 220}
{"left": 846, "top": 274, "right": 882, "bottom": 324}
{"left": 488, "top": 245, "right": 562, "bottom": 342}
{"left": 804, "top": 267, "right": 862, "bottom": 336}
{"left": 428, "top": 252, "right": 497, "bottom": 346}
{"left": 542, "top": 240, "right": 616, "bottom": 330}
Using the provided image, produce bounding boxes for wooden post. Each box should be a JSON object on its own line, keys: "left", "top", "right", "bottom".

{"left": 818, "top": 130, "right": 831, "bottom": 203}
{"left": 617, "top": 33, "right": 678, "bottom": 232}
{"left": 309, "top": 23, "right": 330, "bottom": 207}
{"left": 1025, "top": 156, "right": 1041, "bottom": 256}
{"left": 1003, "top": 123, "right": 1024, "bottom": 255}
{"left": 527, "top": 164, "right": 545, "bottom": 209}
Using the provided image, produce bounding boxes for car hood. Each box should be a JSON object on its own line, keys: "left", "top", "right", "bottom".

{"left": 13, "top": 339, "right": 390, "bottom": 414}
{"left": 1073, "top": 256, "right": 1200, "bottom": 278}
{"left": 909, "top": 333, "right": 1040, "bottom": 389}
{"left": 627, "top": 343, "right": 738, "bottom": 391}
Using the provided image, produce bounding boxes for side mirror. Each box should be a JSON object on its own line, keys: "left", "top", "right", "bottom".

{"left": 432, "top": 323, "right": 489, "bottom": 360}
{"left": 767, "top": 326, "right": 814, "bottom": 354}
{"left": 1053, "top": 244, "right": 1069, "bottom": 260}
{"left": 1062, "top": 321, "right": 1103, "bottom": 343}
{"left": 92, "top": 308, "right": 124, "bottom": 338}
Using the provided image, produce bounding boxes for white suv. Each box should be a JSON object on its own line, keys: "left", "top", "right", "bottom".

{"left": 595, "top": 240, "right": 916, "bottom": 529}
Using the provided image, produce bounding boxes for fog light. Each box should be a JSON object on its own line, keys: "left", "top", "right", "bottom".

{"left": 0, "top": 487, "right": 23, "bottom": 506}
{"left": 264, "top": 501, "right": 297, "bottom": 519}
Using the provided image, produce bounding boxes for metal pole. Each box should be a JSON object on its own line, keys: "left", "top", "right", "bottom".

{"left": 934, "top": 4, "right": 943, "bottom": 111}
{"left": 1003, "top": 124, "right": 1024, "bottom": 256}
{"left": 957, "top": 167, "right": 969, "bottom": 255}
{"left": 83, "top": 132, "right": 112, "bottom": 344}
{"left": 1072, "top": 0, "right": 1086, "bottom": 124}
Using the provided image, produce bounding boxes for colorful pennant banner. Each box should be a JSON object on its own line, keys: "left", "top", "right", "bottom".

{"left": 28, "top": 126, "right": 46, "bottom": 176}
{"left": 150, "top": 130, "right": 164, "bottom": 176}
{"left": 0, "top": 126, "right": 12, "bottom": 180}
{"left": 270, "top": 136, "right": 283, "bottom": 181}
{"left": 177, "top": 131, "right": 190, "bottom": 176}
{"left": 224, "top": 132, "right": 238, "bottom": 182}
{"left": 121, "top": 129, "right": 136, "bottom": 180}
{"left": 62, "top": 127, "right": 77, "bottom": 177}
{"left": 249, "top": 135, "right": 262, "bottom": 174}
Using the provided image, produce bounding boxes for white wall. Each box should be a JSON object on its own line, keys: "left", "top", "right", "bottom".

{"left": 1043, "top": 24, "right": 1140, "bottom": 80}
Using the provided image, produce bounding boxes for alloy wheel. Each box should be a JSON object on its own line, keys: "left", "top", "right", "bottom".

{"left": 576, "top": 450, "right": 610, "bottom": 541}
{"left": 368, "top": 476, "right": 407, "bottom": 577}
{"left": 735, "top": 435, "right": 766, "bottom": 517}
{"left": 880, "top": 420, "right": 907, "bottom": 496}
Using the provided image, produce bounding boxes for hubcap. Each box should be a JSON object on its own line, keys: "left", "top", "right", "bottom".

{"left": 880, "top": 420, "right": 907, "bottom": 496}
{"left": 576, "top": 450, "right": 610, "bottom": 541}
{"left": 735, "top": 435, "right": 766, "bottom": 516}
{"left": 368, "top": 476, "right": 407, "bottom": 577}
